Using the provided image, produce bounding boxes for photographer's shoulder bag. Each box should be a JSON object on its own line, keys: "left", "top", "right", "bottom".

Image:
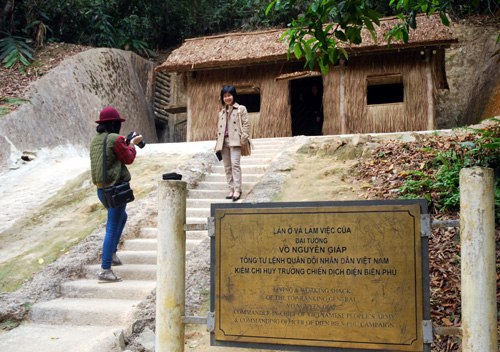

{"left": 101, "top": 134, "right": 135, "bottom": 208}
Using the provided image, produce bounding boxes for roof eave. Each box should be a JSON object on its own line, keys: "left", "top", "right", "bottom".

{"left": 155, "top": 40, "right": 458, "bottom": 73}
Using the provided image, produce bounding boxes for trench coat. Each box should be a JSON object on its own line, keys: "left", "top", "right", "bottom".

{"left": 215, "top": 102, "right": 250, "bottom": 152}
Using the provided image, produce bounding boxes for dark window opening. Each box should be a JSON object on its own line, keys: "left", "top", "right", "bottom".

{"left": 237, "top": 93, "right": 260, "bottom": 113}
{"left": 367, "top": 75, "right": 404, "bottom": 105}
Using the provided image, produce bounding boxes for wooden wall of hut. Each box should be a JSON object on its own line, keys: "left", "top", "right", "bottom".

{"left": 187, "top": 63, "right": 303, "bottom": 141}
{"left": 323, "top": 65, "right": 342, "bottom": 135}
{"left": 186, "top": 51, "right": 436, "bottom": 140}
{"left": 332, "top": 51, "right": 429, "bottom": 134}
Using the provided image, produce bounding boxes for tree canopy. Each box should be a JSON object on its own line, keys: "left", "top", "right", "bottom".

{"left": 0, "top": 0, "right": 498, "bottom": 68}
{"left": 266, "top": 0, "right": 498, "bottom": 74}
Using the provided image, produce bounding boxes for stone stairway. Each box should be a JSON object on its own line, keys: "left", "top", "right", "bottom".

{"left": 185, "top": 138, "right": 290, "bottom": 246}
{"left": 0, "top": 138, "right": 290, "bottom": 352}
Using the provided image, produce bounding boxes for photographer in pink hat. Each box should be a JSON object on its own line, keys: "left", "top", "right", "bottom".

{"left": 89, "top": 107, "right": 143, "bottom": 283}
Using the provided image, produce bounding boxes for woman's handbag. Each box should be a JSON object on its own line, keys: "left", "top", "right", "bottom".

{"left": 238, "top": 111, "right": 253, "bottom": 157}
{"left": 241, "top": 138, "right": 253, "bottom": 157}
{"left": 101, "top": 135, "right": 135, "bottom": 208}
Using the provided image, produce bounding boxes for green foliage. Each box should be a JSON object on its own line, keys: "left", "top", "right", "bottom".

{"left": 268, "top": 0, "right": 383, "bottom": 74}
{"left": 0, "top": 97, "right": 29, "bottom": 117}
{"left": 0, "top": 32, "right": 35, "bottom": 68}
{"left": 398, "top": 120, "right": 500, "bottom": 221}
{"left": 1, "top": 0, "right": 312, "bottom": 54}
{"left": 267, "top": 0, "right": 497, "bottom": 72}
{"left": 386, "top": 0, "right": 449, "bottom": 46}
{"left": 1, "top": 97, "right": 28, "bottom": 105}
{"left": 1, "top": 319, "right": 21, "bottom": 331}
{"left": 116, "top": 15, "right": 155, "bottom": 57}
{"left": 2, "top": 0, "right": 499, "bottom": 58}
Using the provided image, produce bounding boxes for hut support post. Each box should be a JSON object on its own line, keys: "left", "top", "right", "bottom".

{"left": 340, "top": 58, "right": 346, "bottom": 134}
{"left": 425, "top": 50, "right": 436, "bottom": 130}
{"left": 187, "top": 96, "right": 192, "bottom": 142}
{"left": 460, "top": 167, "right": 498, "bottom": 352}
{"left": 156, "top": 180, "right": 187, "bottom": 352}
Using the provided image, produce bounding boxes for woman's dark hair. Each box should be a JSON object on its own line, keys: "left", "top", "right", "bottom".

{"left": 96, "top": 121, "right": 121, "bottom": 134}
{"left": 220, "top": 85, "right": 237, "bottom": 106}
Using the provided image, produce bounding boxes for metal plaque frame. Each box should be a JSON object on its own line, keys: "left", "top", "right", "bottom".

{"left": 210, "top": 199, "right": 430, "bottom": 352}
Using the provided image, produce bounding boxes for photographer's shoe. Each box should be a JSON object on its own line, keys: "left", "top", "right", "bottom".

{"left": 98, "top": 269, "right": 122, "bottom": 283}
{"left": 111, "top": 253, "right": 123, "bottom": 266}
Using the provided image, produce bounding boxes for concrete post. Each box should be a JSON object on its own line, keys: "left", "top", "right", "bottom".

{"left": 156, "top": 180, "right": 187, "bottom": 352}
{"left": 460, "top": 167, "right": 498, "bottom": 351}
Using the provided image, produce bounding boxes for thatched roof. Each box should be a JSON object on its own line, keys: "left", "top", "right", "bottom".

{"left": 157, "top": 14, "right": 457, "bottom": 73}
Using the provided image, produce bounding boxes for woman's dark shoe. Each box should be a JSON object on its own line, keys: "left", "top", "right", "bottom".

{"left": 226, "top": 193, "right": 234, "bottom": 199}
{"left": 232, "top": 192, "right": 241, "bottom": 201}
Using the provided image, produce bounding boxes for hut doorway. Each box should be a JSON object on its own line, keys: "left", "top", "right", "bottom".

{"left": 291, "top": 77, "right": 323, "bottom": 136}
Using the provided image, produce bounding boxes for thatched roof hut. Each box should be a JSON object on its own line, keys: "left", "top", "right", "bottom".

{"left": 157, "top": 15, "right": 457, "bottom": 141}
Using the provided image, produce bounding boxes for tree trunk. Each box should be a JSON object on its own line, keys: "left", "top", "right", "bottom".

{"left": 0, "top": 0, "right": 15, "bottom": 27}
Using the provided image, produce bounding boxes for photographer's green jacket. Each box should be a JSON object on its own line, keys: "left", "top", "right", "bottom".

{"left": 90, "top": 133, "right": 132, "bottom": 188}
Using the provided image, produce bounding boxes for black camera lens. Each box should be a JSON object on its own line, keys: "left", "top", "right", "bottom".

{"left": 126, "top": 132, "right": 145, "bottom": 148}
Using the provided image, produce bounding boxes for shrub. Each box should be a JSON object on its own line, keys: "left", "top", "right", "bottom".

{"left": 0, "top": 33, "right": 35, "bottom": 68}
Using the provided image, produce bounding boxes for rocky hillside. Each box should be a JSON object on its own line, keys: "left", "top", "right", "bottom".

{"left": 436, "top": 18, "right": 500, "bottom": 128}
{"left": 0, "top": 45, "right": 158, "bottom": 170}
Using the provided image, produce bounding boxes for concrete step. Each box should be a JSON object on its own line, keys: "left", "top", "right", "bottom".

{"left": 0, "top": 323, "right": 121, "bottom": 352}
{"left": 186, "top": 208, "right": 210, "bottom": 218}
{"left": 140, "top": 228, "right": 158, "bottom": 238}
{"left": 196, "top": 181, "right": 256, "bottom": 190}
{"left": 29, "top": 298, "right": 140, "bottom": 326}
{"left": 186, "top": 230, "right": 208, "bottom": 240}
{"left": 239, "top": 158, "right": 272, "bottom": 165}
{"left": 251, "top": 144, "right": 288, "bottom": 150}
{"left": 186, "top": 217, "right": 208, "bottom": 225}
{"left": 211, "top": 164, "right": 267, "bottom": 174}
{"left": 204, "top": 173, "right": 261, "bottom": 182}
{"left": 186, "top": 198, "right": 233, "bottom": 208}
{"left": 118, "top": 250, "right": 157, "bottom": 264}
{"left": 122, "top": 238, "right": 157, "bottom": 251}
{"left": 241, "top": 151, "right": 276, "bottom": 157}
{"left": 61, "top": 279, "right": 156, "bottom": 300}
{"left": 122, "top": 238, "right": 200, "bottom": 252}
{"left": 188, "top": 239, "right": 202, "bottom": 251}
{"left": 251, "top": 137, "right": 291, "bottom": 144}
{"left": 187, "top": 189, "right": 251, "bottom": 199}
{"left": 87, "top": 264, "right": 157, "bottom": 280}
{"left": 130, "top": 229, "right": 208, "bottom": 241}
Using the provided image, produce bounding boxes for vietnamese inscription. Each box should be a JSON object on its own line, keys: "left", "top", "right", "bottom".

{"left": 215, "top": 205, "right": 424, "bottom": 351}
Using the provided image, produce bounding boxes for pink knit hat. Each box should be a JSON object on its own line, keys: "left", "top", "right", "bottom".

{"left": 95, "top": 107, "right": 126, "bottom": 123}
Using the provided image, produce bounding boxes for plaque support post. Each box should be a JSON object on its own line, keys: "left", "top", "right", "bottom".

{"left": 156, "top": 180, "right": 187, "bottom": 352}
{"left": 460, "top": 167, "right": 498, "bottom": 352}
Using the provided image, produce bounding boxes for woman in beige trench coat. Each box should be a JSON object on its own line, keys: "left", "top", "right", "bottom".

{"left": 214, "top": 86, "right": 250, "bottom": 201}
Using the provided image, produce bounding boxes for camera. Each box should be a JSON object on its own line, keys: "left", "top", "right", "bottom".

{"left": 126, "top": 132, "right": 146, "bottom": 149}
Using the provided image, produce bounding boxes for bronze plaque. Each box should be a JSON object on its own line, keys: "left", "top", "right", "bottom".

{"left": 214, "top": 204, "right": 424, "bottom": 351}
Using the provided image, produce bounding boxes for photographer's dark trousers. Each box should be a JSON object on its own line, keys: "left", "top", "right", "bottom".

{"left": 97, "top": 189, "right": 127, "bottom": 269}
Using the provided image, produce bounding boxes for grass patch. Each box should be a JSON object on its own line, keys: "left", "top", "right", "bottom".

{"left": 1, "top": 319, "right": 21, "bottom": 330}
{"left": 272, "top": 149, "right": 363, "bottom": 202}
{"left": 0, "top": 170, "right": 106, "bottom": 292}
{"left": 0, "top": 97, "right": 29, "bottom": 117}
